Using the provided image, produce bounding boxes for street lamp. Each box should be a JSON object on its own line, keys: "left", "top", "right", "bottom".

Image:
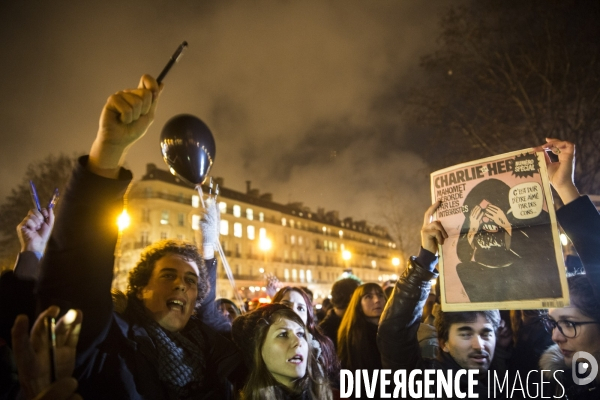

{"left": 259, "top": 237, "right": 272, "bottom": 251}
{"left": 117, "top": 209, "right": 130, "bottom": 231}
{"left": 342, "top": 250, "right": 352, "bottom": 261}
{"left": 114, "top": 209, "right": 130, "bottom": 291}
{"left": 391, "top": 257, "right": 400, "bottom": 267}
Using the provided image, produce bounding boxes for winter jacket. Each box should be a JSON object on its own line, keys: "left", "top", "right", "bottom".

{"left": 377, "top": 255, "right": 503, "bottom": 399}
{"left": 36, "top": 156, "right": 242, "bottom": 399}
{"left": 540, "top": 344, "right": 599, "bottom": 400}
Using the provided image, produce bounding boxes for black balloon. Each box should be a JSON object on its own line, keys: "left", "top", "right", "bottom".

{"left": 160, "top": 114, "right": 216, "bottom": 185}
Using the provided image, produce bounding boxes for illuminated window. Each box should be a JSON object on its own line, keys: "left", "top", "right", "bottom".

{"left": 247, "top": 225, "right": 255, "bottom": 240}
{"left": 259, "top": 228, "right": 267, "bottom": 239}
{"left": 284, "top": 250, "right": 289, "bottom": 260}
{"left": 282, "top": 217, "right": 287, "bottom": 226}
{"left": 234, "top": 222, "right": 242, "bottom": 238}
{"left": 290, "top": 220, "right": 294, "bottom": 228}
{"left": 233, "top": 205, "right": 241, "bottom": 217}
{"left": 292, "top": 269, "right": 297, "bottom": 282}
{"left": 219, "top": 202, "right": 227, "bottom": 214}
{"left": 142, "top": 208, "right": 150, "bottom": 223}
{"left": 291, "top": 235, "right": 296, "bottom": 245}
{"left": 160, "top": 210, "right": 169, "bottom": 225}
{"left": 192, "top": 195, "right": 200, "bottom": 208}
{"left": 192, "top": 215, "right": 200, "bottom": 230}
{"left": 259, "top": 212, "right": 264, "bottom": 222}
{"left": 220, "top": 220, "right": 229, "bottom": 235}
{"left": 371, "top": 260, "right": 377, "bottom": 268}
{"left": 284, "top": 269, "right": 290, "bottom": 281}
{"left": 339, "top": 230, "right": 343, "bottom": 238}
{"left": 299, "top": 236, "right": 303, "bottom": 245}
{"left": 246, "top": 208, "right": 254, "bottom": 220}
{"left": 307, "top": 270, "right": 312, "bottom": 283}
{"left": 299, "top": 270, "right": 305, "bottom": 283}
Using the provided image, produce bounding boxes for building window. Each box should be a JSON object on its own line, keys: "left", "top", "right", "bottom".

{"left": 284, "top": 269, "right": 290, "bottom": 281}
{"left": 246, "top": 208, "right": 253, "bottom": 220}
{"left": 292, "top": 269, "right": 297, "bottom": 282}
{"left": 233, "top": 205, "right": 241, "bottom": 218}
{"left": 247, "top": 225, "right": 255, "bottom": 240}
{"left": 307, "top": 270, "right": 312, "bottom": 283}
{"left": 219, "top": 202, "right": 227, "bottom": 214}
{"left": 290, "top": 235, "right": 296, "bottom": 245}
{"left": 191, "top": 195, "right": 200, "bottom": 208}
{"left": 299, "top": 236, "right": 303, "bottom": 246}
{"left": 192, "top": 215, "right": 200, "bottom": 230}
{"left": 284, "top": 250, "right": 289, "bottom": 261}
{"left": 234, "top": 222, "right": 243, "bottom": 238}
{"left": 220, "top": 220, "right": 229, "bottom": 235}
{"left": 259, "top": 212, "right": 264, "bottom": 222}
{"left": 299, "top": 269, "right": 305, "bottom": 283}
{"left": 235, "top": 243, "right": 242, "bottom": 257}
{"left": 281, "top": 217, "right": 287, "bottom": 226}
{"left": 141, "top": 231, "right": 149, "bottom": 247}
{"left": 142, "top": 208, "right": 150, "bottom": 223}
{"left": 290, "top": 219, "right": 294, "bottom": 228}
{"left": 178, "top": 213, "right": 185, "bottom": 227}
{"left": 160, "top": 210, "right": 169, "bottom": 225}
{"left": 259, "top": 228, "right": 267, "bottom": 239}
{"left": 144, "top": 187, "right": 153, "bottom": 197}
{"left": 160, "top": 232, "right": 167, "bottom": 240}
{"left": 284, "top": 235, "right": 288, "bottom": 244}
{"left": 177, "top": 234, "right": 184, "bottom": 240}
{"left": 235, "top": 264, "right": 241, "bottom": 276}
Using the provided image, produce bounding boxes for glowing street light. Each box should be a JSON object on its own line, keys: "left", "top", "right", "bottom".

{"left": 391, "top": 257, "right": 400, "bottom": 267}
{"left": 259, "top": 237, "right": 272, "bottom": 251}
{"left": 342, "top": 250, "right": 352, "bottom": 261}
{"left": 117, "top": 209, "right": 130, "bottom": 231}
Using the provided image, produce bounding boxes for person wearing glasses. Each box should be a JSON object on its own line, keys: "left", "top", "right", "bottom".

{"left": 538, "top": 139, "right": 600, "bottom": 399}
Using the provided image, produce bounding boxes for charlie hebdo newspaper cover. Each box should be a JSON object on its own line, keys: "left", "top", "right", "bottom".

{"left": 430, "top": 148, "right": 569, "bottom": 311}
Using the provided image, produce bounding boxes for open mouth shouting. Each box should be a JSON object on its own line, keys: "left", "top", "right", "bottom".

{"left": 287, "top": 354, "right": 304, "bottom": 365}
{"left": 166, "top": 298, "right": 186, "bottom": 312}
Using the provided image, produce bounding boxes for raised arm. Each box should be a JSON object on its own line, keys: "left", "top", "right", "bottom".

{"left": 377, "top": 202, "right": 445, "bottom": 370}
{"left": 36, "top": 75, "right": 162, "bottom": 357}
{"left": 543, "top": 138, "right": 600, "bottom": 301}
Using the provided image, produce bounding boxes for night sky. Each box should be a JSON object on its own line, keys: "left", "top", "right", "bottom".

{"left": 0, "top": 1, "right": 455, "bottom": 247}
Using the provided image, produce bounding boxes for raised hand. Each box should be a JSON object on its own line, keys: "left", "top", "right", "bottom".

{"left": 89, "top": 74, "right": 162, "bottom": 178}
{"left": 467, "top": 205, "right": 484, "bottom": 245}
{"left": 17, "top": 208, "right": 55, "bottom": 254}
{"left": 11, "top": 306, "right": 83, "bottom": 400}
{"left": 484, "top": 204, "right": 512, "bottom": 237}
{"left": 541, "top": 138, "right": 580, "bottom": 204}
{"left": 421, "top": 201, "right": 448, "bottom": 255}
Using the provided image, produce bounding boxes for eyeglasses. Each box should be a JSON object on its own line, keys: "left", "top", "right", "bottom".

{"left": 541, "top": 317, "right": 600, "bottom": 338}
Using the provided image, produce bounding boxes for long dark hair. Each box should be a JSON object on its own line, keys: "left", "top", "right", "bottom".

{"left": 337, "top": 283, "right": 387, "bottom": 371}
{"left": 272, "top": 287, "right": 339, "bottom": 377}
{"left": 232, "top": 305, "right": 332, "bottom": 400}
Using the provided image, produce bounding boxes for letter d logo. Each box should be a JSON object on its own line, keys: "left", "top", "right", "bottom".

{"left": 572, "top": 351, "right": 598, "bottom": 386}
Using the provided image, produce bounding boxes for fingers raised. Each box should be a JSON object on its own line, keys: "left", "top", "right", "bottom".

{"left": 423, "top": 201, "right": 442, "bottom": 226}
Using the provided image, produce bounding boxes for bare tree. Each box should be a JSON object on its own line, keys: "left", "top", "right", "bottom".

{"left": 405, "top": 0, "right": 600, "bottom": 193}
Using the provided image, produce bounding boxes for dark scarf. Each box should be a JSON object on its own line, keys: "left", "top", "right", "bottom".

{"left": 127, "top": 297, "right": 207, "bottom": 398}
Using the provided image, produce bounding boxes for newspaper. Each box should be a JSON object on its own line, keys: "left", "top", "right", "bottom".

{"left": 430, "top": 148, "right": 569, "bottom": 311}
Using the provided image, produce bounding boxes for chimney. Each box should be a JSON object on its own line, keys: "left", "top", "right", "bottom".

{"left": 214, "top": 177, "right": 224, "bottom": 188}
{"left": 146, "top": 163, "right": 157, "bottom": 174}
{"left": 260, "top": 193, "right": 273, "bottom": 202}
{"left": 248, "top": 189, "right": 260, "bottom": 197}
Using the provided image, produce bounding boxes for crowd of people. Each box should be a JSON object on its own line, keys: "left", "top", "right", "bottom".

{"left": 0, "top": 75, "right": 598, "bottom": 399}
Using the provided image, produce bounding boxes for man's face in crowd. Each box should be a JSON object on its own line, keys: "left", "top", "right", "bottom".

{"left": 138, "top": 253, "right": 199, "bottom": 332}
{"left": 441, "top": 314, "right": 496, "bottom": 372}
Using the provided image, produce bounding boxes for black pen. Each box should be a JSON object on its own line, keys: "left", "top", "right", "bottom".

{"left": 29, "top": 181, "right": 42, "bottom": 212}
{"left": 156, "top": 41, "right": 188, "bottom": 84}
{"left": 45, "top": 317, "right": 57, "bottom": 383}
